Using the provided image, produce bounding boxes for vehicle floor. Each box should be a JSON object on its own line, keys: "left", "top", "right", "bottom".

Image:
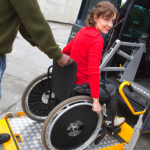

{"left": 134, "top": 78, "right": 150, "bottom": 90}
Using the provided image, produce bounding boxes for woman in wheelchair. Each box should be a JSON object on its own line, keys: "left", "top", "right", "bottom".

{"left": 62, "top": 1, "right": 125, "bottom": 127}
{"left": 39, "top": 1, "right": 126, "bottom": 149}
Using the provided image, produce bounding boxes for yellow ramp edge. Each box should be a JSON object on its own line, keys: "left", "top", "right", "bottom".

{"left": 98, "top": 143, "right": 125, "bottom": 150}
{"left": 117, "top": 122, "right": 133, "bottom": 143}
{"left": 16, "top": 112, "right": 26, "bottom": 117}
{"left": 0, "top": 119, "right": 19, "bottom": 150}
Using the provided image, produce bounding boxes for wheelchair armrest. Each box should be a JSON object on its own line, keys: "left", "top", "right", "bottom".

{"left": 82, "top": 83, "right": 90, "bottom": 89}
{"left": 74, "top": 83, "right": 91, "bottom": 94}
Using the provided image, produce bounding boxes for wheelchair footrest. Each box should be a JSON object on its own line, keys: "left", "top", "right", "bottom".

{"left": 113, "top": 126, "right": 121, "bottom": 134}
{"left": 107, "top": 126, "right": 121, "bottom": 135}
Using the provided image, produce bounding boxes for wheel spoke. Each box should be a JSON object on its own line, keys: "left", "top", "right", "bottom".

{"left": 30, "top": 103, "right": 45, "bottom": 112}
{"left": 43, "top": 78, "right": 49, "bottom": 88}
{"left": 28, "top": 100, "right": 42, "bottom": 106}
{"left": 29, "top": 94, "right": 42, "bottom": 96}
{"left": 45, "top": 108, "right": 49, "bottom": 117}
{"left": 28, "top": 98, "right": 41, "bottom": 101}
{"left": 34, "top": 86, "right": 43, "bottom": 94}
{"left": 23, "top": 74, "right": 53, "bottom": 121}
{"left": 38, "top": 80, "right": 45, "bottom": 93}
{"left": 36, "top": 111, "right": 42, "bottom": 116}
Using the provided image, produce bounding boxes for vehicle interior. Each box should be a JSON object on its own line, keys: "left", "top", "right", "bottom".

{"left": 106, "top": 0, "right": 150, "bottom": 91}
{"left": 68, "top": 0, "right": 119, "bottom": 43}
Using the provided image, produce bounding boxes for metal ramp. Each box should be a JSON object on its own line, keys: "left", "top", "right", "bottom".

{"left": 130, "top": 81, "right": 150, "bottom": 99}
{"left": 6, "top": 114, "right": 121, "bottom": 150}
{"left": 0, "top": 112, "right": 131, "bottom": 150}
{"left": 9, "top": 116, "right": 44, "bottom": 150}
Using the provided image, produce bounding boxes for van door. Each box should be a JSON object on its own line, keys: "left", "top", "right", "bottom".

{"left": 68, "top": 0, "right": 122, "bottom": 43}
{"left": 105, "top": 0, "right": 150, "bottom": 132}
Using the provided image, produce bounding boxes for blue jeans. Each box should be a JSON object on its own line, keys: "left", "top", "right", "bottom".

{"left": 0, "top": 55, "right": 6, "bottom": 99}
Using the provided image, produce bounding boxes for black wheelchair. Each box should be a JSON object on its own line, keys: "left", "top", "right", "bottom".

{"left": 22, "top": 60, "right": 120, "bottom": 150}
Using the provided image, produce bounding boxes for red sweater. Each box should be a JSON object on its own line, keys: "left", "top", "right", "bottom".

{"left": 62, "top": 26, "right": 104, "bottom": 98}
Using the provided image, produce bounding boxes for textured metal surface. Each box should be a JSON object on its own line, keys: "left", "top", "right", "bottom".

{"left": 130, "top": 81, "right": 150, "bottom": 99}
{"left": 8, "top": 117, "right": 119, "bottom": 150}
{"left": 8, "top": 117, "right": 45, "bottom": 150}
{"left": 85, "top": 134, "right": 119, "bottom": 150}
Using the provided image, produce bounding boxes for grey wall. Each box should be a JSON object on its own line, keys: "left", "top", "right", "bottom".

{"left": 37, "top": 0, "right": 82, "bottom": 24}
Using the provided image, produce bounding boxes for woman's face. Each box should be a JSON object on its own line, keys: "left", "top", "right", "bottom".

{"left": 94, "top": 14, "right": 116, "bottom": 34}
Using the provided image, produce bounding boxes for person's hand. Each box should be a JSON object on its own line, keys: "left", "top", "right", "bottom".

{"left": 57, "top": 54, "right": 72, "bottom": 67}
{"left": 92, "top": 98, "right": 101, "bottom": 113}
{"left": 37, "top": 46, "right": 42, "bottom": 52}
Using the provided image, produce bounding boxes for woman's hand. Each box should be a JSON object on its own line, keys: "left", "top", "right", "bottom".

{"left": 92, "top": 98, "right": 101, "bottom": 113}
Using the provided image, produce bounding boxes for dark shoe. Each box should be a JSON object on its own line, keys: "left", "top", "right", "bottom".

{"left": 93, "top": 130, "right": 106, "bottom": 146}
{"left": 0, "top": 134, "right": 10, "bottom": 144}
{"left": 93, "top": 123, "right": 107, "bottom": 146}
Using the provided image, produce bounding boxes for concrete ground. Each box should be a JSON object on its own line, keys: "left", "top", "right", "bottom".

{"left": 0, "top": 21, "right": 150, "bottom": 150}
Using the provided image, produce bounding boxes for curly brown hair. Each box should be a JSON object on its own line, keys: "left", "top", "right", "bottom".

{"left": 86, "top": 1, "right": 118, "bottom": 28}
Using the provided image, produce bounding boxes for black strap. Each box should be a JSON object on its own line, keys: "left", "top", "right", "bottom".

{"left": 74, "top": 83, "right": 112, "bottom": 99}
{"left": 100, "top": 84, "right": 112, "bottom": 99}
{"left": 74, "top": 83, "right": 91, "bottom": 94}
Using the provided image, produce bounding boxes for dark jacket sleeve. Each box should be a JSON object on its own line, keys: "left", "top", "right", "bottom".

{"left": 19, "top": 23, "right": 37, "bottom": 47}
{"left": 10, "top": 0, "right": 63, "bottom": 61}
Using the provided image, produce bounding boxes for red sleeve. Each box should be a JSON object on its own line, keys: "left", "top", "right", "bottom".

{"left": 62, "top": 36, "right": 76, "bottom": 56}
{"left": 88, "top": 36, "right": 104, "bottom": 98}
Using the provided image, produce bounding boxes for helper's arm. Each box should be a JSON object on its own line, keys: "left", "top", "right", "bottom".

{"left": 10, "top": 0, "right": 62, "bottom": 61}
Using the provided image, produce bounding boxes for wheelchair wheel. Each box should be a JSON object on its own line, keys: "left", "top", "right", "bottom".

{"left": 22, "top": 73, "right": 55, "bottom": 122}
{"left": 41, "top": 96, "right": 103, "bottom": 150}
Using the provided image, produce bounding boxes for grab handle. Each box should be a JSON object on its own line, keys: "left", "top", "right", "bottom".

{"left": 128, "top": 84, "right": 134, "bottom": 92}
{"left": 119, "top": 81, "right": 145, "bottom": 115}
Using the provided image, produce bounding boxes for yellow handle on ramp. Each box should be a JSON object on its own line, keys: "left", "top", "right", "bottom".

{"left": 119, "top": 81, "right": 145, "bottom": 115}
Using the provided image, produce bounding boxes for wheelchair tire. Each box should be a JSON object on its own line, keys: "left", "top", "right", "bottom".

{"left": 22, "top": 73, "right": 54, "bottom": 122}
{"left": 41, "top": 96, "right": 103, "bottom": 150}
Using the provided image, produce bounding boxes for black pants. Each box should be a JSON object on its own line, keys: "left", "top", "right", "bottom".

{"left": 75, "top": 84, "right": 117, "bottom": 122}
{"left": 99, "top": 84, "right": 117, "bottom": 121}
